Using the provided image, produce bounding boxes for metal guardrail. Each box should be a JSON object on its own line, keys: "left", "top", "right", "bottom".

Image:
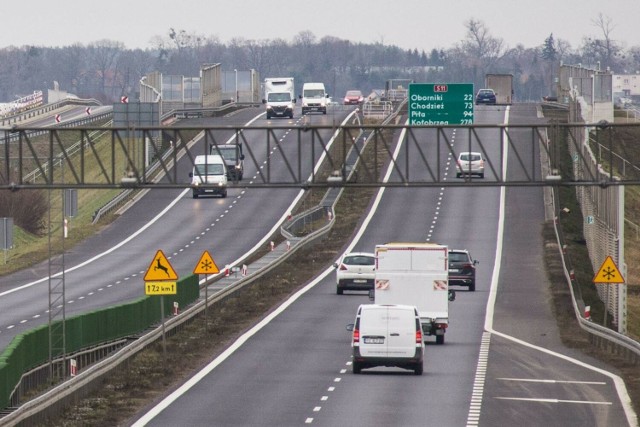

{"left": 543, "top": 128, "right": 640, "bottom": 364}
{"left": 0, "top": 98, "right": 103, "bottom": 127}
{"left": 362, "top": 101, "right": 393, "bottom": 119}
{"left": 553, "top": 205, "right": 640, "bottom": 363}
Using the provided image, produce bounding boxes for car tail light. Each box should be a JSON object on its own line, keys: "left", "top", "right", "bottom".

{"left": 339, "top": 264, "right": 348, "bottom": 271}
{"left": 435, "top": 323, "right": 448, "bottom": 330}
{"left": 415, "top": 328, "right": 422, "bottom": 344}
{"left": 353, "top": 328, "right": 360, "bottom": 343}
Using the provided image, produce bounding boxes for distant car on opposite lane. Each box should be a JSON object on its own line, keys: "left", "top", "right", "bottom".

{"left": 333, "top": 252, "right": 376, "bottom": 294}
{"left": 475, "top": 88, "right": 496, "bottom": 105}
{"left": 343, "top": 90, "right": 364, "bottom": 105}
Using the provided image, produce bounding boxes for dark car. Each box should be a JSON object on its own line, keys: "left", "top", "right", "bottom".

{"left": 448, "top": 249, "right": 478, "bottom": 291}
{"left": 475, "top": 89, "right": 496, "bottom": 105}
{"left": 210, "top": 143, "right": 245, "bottom": 181}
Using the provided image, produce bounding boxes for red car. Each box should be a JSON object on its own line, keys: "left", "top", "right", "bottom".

{"left": 343, "top": 90, "right": 364, "bottom": 105}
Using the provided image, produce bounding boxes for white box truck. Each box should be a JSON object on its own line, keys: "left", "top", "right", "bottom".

{"left": 485, "top": 73, "right": 514, "bottom": 105}
{"left": 263, "top": 77, "right": 295, "bottom": 119}
{"left": 299, "top": 82, "right": 328, "bottom": 115}
{"left": 374, "top": 242, "right": 455, "bottom": 344}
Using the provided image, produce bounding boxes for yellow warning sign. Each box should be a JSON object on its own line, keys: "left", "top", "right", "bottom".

{"left": 144, "top": 250, "right": 179, "bottom": 281}
{"left": 593, "top": 256, "right": 625, "bottom": 284}
{"left": 193, "top": 250, "right": 220, "bottom": 275}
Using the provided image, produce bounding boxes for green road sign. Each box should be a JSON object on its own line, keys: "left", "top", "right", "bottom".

{"left": 408, "top": 83, "right": 474, "bottom": 125}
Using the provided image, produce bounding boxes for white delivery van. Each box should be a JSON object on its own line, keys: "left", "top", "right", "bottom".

{"left": 263, "top": 77, "right": 295, "bottom": 119}
{"left": 374, "top": 242, "right": 455, "bottom": 344}
{"left": 189, "top": 155, "right": 228, "bottom": 199}
{"left": 299, "top": 82, "right": 328, "bottom": 115}
{"left": 347, "top": 304, "right": 424, "bottom": 375}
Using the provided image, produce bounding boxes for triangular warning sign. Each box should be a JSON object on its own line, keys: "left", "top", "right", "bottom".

{"left": 593, "top": 256, "right": 625, "bottom": 284}
{"left": 144, "top": 250, "right": 178, "bottom": 281}
{"left": 194, "top": 250, "right": 220, "bottom": 275}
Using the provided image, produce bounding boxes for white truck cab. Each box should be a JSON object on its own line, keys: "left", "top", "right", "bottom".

{"left": 299, "top": 82, "right": 328, "bottom": 115}
{"left": 347, "top": 304, "right": 424, "bottom": 375}
{"left": 263, "top": 77, "right": 295, "bottom": 119}
{"left": 189, "top": 155, "right": 228, "bottom": 199}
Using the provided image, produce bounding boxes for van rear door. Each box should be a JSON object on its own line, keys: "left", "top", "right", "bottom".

{"left": 358, "top": 306, "right": 389, "bottom": 358}
{"left": 385, "top": 305, "right": 418, "bottom": 358}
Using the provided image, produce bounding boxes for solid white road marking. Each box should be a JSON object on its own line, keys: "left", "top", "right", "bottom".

{"left": 498, "top": 378, "right": 607, "bottom": 385}
{"left": 472, "top": 106, "right": 637, "bottom": 427}
{"left": 495, "top": 396, "right": 612, "bottom": 405}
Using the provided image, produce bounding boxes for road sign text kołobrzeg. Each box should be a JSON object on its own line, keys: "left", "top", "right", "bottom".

{"left": 409, "top": 83, "right": 474, "bottom": 125}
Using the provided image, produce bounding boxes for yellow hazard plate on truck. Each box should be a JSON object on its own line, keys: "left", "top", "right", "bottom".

{"left": 145, "top": 282, "right": 177, "bottom": 295}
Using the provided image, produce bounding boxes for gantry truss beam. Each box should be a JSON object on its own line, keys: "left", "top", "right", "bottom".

{"left": 2, "top": 122, "right": 640, "bottom": 190}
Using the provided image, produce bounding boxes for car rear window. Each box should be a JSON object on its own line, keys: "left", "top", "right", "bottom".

{"left": 449, "top": 252, "right": 469, "bottom": 262}
{"left": 460, "top": 154, "right": 481, "bottom": 162}
{"left": 344, "top": 255, "right": 375, "bottom": 266}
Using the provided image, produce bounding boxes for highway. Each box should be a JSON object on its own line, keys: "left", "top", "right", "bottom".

{"left": 0, "top": 105, "right": 356, "bottom": 349}
{"left": 130, "top": 104, "right": 634, "bottom": 426}
{"left": 0, "top": 102, "right": 635, "bottom": 426}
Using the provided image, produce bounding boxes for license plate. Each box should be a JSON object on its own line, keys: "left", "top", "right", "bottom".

{"left": 363, "top": 337, "right": 384, "bottom": 344}
{"left": 450, "top": 269, "right": 460, "bottom": 273}
{"left": 353, "top": 279, "right": 367, "bottom": 283}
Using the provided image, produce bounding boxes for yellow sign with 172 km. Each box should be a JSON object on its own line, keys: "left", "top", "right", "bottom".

{"left": 145, "top": 281, "right": 177, "bottom": 295}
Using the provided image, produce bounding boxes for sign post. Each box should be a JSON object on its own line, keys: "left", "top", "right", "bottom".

{"left": 144, "top": 250, "right": 179, "bottom": 357}
{"left": 408, "top": 83, "right": 474, "bottom": 125}
{"left": 194, "top": 250, "right": 220, "bottom": 331}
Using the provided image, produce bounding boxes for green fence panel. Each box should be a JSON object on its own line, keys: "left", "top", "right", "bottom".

{"left": 0, "top": 274, "right": 200, "bottom": 410}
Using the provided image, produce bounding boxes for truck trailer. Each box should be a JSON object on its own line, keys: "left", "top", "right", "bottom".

{"left": 485, "top": 73, "right": 514, "bottom": 105}
{"left": 374, "top": 242, "right": 455, "bottom": 344}
{"left": 263, "top": 77, "right": 295, "bottom": 119}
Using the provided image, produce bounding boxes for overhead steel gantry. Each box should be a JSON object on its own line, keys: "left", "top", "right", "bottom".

{"left": 2, "top": 122, "right": 640, "bottom": 191}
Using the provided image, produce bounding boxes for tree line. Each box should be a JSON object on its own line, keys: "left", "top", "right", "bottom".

{"left": 0, "top": 16, "right": 638, "bottom": 105}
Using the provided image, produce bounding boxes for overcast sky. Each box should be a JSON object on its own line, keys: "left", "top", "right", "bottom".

{"left": 3, "top": 0, "right": 638, "bottom": 52}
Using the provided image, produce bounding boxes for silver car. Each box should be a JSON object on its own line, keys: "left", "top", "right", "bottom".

{"left": 456, "top": 151, "right": 485, "bottom": 178}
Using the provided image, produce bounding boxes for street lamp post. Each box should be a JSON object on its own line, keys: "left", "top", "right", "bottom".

{"left": 234, "top": 69, "right": 238, "bottom": 103}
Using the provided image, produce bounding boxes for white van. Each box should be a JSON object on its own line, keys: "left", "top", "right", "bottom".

{"left": 189, "top": 155, "right": 228, "bottom": 198}
{"left": 299, "top": 82, "right": 328, "bottom": 115}
{"left": 346, "top": 304, "right": 424, "bottom": 375}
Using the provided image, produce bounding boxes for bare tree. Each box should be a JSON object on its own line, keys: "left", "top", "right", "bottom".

{"left": 586, "top": 13, "right": 621, "bottom": 71}
{"left": 461, "top": 19, "right": 504, "bottom": 87}
{"left": 88, "top": 40, "right": 124, "bottom": 101}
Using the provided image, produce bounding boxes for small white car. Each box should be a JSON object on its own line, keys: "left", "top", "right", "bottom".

{"left": 456, "top": 151, "right": 485, "bottom": 178}
{"left": 333, "top": 252, "right": 376, "bottom": 295}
